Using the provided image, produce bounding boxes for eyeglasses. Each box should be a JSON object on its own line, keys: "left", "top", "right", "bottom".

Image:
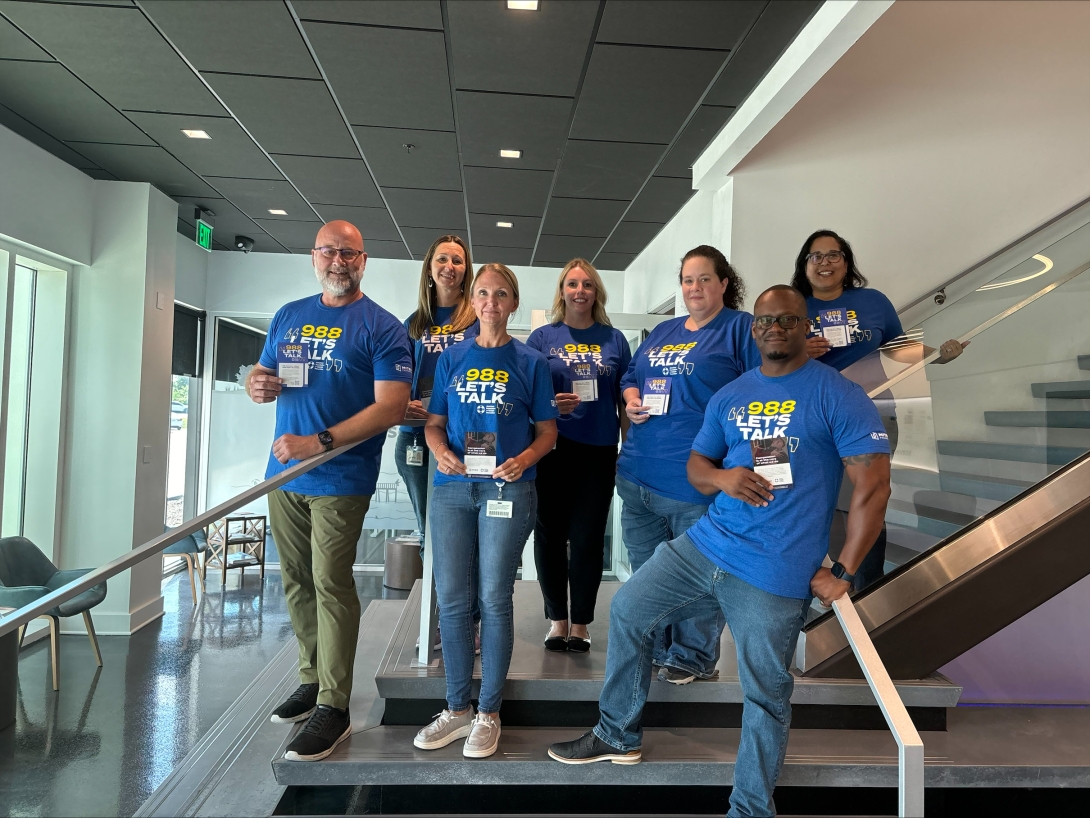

{"left": 754, "top": 315, "right": 806, "bottom": 329}
{"left": 806, "top": 250, "right": 844, "bottom": 264}
{"left": 314, "top": 246, "right": 364, "bottom": 261}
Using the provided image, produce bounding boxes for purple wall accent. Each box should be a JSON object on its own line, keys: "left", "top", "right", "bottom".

{"left": 940, "top": 574, "right": 1090, "bottom": 704}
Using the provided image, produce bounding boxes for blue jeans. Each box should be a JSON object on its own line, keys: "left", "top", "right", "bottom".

{"left": 615, "top": 474, "right": 724, "bottom": 678}
{"left": 431, "top": 480, "right": 536, "bottom": 714}
{"left": 594, "top": 533, "right": 809, "bottom": 818}
{"left": 394, "top": 430, "right": 429, "bottom": 538}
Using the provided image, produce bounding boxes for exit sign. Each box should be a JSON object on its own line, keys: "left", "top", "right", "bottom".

{"left": 196, "top": 218, "right": 213, "bottom": 251}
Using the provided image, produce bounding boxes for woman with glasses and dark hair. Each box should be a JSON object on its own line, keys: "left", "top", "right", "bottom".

{"left": 790, "top": 229, "right": 968, "bottom": 590}
{"left": 615, "top": 245, "right": 760, "bottom": 686}
{"left": 527, "top": 259, "right": 632, "bottom": 653}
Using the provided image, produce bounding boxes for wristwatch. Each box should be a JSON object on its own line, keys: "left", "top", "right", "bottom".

{"left": 317, "top": 430, "right": 334, "bottom": 452}
{"left": 830, "top": 561, "right": 856, "bottom": 584}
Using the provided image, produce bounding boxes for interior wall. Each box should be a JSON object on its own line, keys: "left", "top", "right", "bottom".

{"left": 175, "top": 233, "right": 208, "bottom": 310}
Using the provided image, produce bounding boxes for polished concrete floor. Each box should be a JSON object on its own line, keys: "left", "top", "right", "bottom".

{"left": 0, "top": 568, "right": 387, "bottom": 818}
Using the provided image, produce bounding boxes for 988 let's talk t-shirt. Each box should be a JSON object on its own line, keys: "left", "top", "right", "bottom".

{"left": 399, "top": 306, "right": 479, "bottom": 432}
{"left": 807, "top": 288, "right": 903, "bottom": 394}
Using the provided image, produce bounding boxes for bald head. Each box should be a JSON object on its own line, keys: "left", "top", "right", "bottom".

{"left": 315, "top": 219, "right": 363, "bottom": 250}
{"left": 751, "top": 285, "right": 810, "bottom": 367}
{"left": 754, "top": 284, "right": 806, "bottom": 315}
{"left": 312, "top": 220, "right": 366, "bottom": 301}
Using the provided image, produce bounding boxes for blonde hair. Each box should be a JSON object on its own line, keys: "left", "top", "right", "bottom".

{"left": 472, "top": 263, "right": 521, "bottom": 305}
{"left": 550, "top": 258, "right": 611, "bottom": 326}
{"left": 408, "top": 235, "right": 477, "bottom": 340}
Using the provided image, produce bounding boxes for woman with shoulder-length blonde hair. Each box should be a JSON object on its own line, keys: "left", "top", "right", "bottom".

{"left": 526, "top": 259, "right": 632, "bottom": 653}
{"left": 396, "top": 235, "right": 480, "bottom": 541}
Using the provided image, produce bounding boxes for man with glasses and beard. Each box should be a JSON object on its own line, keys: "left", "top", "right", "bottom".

{"left": 246, "top": 220, "right": 411, "bottom": 761}
{"left": 548, "top": 285, "right": 891, "bottom": 818}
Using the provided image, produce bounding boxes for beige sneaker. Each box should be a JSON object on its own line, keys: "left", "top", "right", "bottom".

{"left": 413, "top": 708, "right": 474, "bottom": 750}
{"left": 462, "top": 712, "right": 501, "bottom": 758}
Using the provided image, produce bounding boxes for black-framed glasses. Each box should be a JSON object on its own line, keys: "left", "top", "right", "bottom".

{"left": 806, "top": 250, "right": 844, "bottom": 264}
{"left": 754, "top": 315, "right": 806, "bottom": 329}
{"left": 314, "top": 246, "right": 364, "bottom": 261}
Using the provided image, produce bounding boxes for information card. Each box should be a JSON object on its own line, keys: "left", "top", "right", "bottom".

{"left": 276, "top": 342, "right": 309, "bottom": 387}
{"left": 642, "top": 377, "right": 672, "bottom": 416}
{"left": 818, "top": 308, "right": 850, "bottom": 348}
{"left": 464, "top": 431, "right": 497, "bottom": 477}
{"left": 751, "top": 438, "right": 794, "bottom": 489}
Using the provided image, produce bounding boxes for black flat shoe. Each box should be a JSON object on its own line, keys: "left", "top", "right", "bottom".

{"left": 544, "top": 634, "right": 569, "bottom": 652}
{"left": 567, "top": 636, "right": 591, "bottom": 653}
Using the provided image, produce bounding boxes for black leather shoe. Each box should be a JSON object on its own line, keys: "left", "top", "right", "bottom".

{"left": 548, "top": 730, "right": 641, "bottom": 765}
{"left": 284, "top": 705, "right": 351, "bottom": 761}
{"left": 544, "top": 633, "right": 568, "bottom": 652}
{"left": 566, "top": 636, "right": 591, "bottom": 653}
{"left": 270, "top": 683, "right": 319, "bottom": 724}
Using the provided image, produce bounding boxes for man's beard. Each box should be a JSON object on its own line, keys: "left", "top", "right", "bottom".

{"left": 766, "top": 349, "right": 789, "bottom": 361}
{"left": 314, "top": 264, "right": 361, "bottom": 297}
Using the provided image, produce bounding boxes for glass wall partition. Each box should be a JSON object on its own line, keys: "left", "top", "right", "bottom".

{"left": 1, "top": 264, "right": 35, "bottom": 538}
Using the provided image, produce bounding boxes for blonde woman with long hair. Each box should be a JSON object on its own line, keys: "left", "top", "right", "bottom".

{"left": 526, "top": 259, "right": 632, "bottom": 653}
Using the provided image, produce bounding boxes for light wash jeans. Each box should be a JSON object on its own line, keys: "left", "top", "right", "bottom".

{"left": 615, "top": 474, "right": 724, "bottom": 678}
{"left": 593, "top": 533, "right": 810, "bottom": 818}
{"left": 430, "top": 480, "right": 536, "bottom": 714}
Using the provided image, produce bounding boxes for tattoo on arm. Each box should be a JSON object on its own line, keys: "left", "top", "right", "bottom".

{"left": 841, "top": 453, "right": 887, "bottom": 467}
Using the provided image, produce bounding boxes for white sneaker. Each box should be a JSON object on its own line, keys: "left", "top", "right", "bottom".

{"left": 463, "top": 712, "right": 501, "bottom": 758}
{"left": 413, "top": 708, "right": 474, "bottom": 750}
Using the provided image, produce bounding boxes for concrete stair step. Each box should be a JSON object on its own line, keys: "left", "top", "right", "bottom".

{"left": 984, "top": 410, "right": 1090, "bottom": 428}
{"left": 891, "top": 466, "right": 1026, "bottom": 503}
{"left": 936, "top": 439, "right": 1088, "bottom": 465}
{"left": 1030, "top": 380, "right": 1090, "bottom": 399}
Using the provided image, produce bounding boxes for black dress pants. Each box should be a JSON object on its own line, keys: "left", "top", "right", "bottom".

{"left": 533, "top": 435, "right": 617, "bottom": 625}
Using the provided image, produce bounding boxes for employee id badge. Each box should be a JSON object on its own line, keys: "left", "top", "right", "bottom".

{"left": 405, "top": 444, "right": 424, "bottom": 467}
{"left": 276, "top": 342, "right": 309, "bottom": 387}
{"left": 642, "top": 377, "right": 672, "bottom": 416}
{"left": 751, "top": 437, "right": 794, "bottom": 489}
{"left": 486, "top": 500, "right": 513, "bottom": 518}
{"left": 818, "top": 308, "right": 850, "bottom": 348}
{"left": 463, "top": 431, "right": 497, "bottom": 477}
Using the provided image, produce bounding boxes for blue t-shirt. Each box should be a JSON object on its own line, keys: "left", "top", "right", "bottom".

{"left": 687, "top": 359, "right": 890, "bottom": 599}
{"left": 526, "top": 322, "right": 632, "bottom": 447}
{"left": 617, "top": 309, "right": 761, "bottom": 505}
{"left": 429, "top": 338, "right": 559, "bottom": 486}
{"left": 399, "top": 306, "right": 479, "bottom": 434}
{"left": 259, "top": 294, "right": 412, "bottom": 496}
{"left": 807, "top": 288, "right": 903, "bottom": 393}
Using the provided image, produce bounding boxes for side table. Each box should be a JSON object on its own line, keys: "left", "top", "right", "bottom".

{"left": 203, "top": 513, "right": 267, "bottom": 587}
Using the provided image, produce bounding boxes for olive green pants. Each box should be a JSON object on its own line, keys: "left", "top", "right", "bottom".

{"left": 269, "top": 489, "right": 371, "bottom": 710}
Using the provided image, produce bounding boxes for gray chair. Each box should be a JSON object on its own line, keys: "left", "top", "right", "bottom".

{"left": 0, "top": 537, "right": 106, "bottom": 690}
{"left": 163, "top": 527, "right": 207, "bottom": 603}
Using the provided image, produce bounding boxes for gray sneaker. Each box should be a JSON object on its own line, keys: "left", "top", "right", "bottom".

{"left": 413, "top": 708, "right": 474, "bottom": 750}
{"left": 462, "top": 712, "right": 501, "bottom": 758}
{"left": 658, "top": 666, "right": 720, "bottom": 685}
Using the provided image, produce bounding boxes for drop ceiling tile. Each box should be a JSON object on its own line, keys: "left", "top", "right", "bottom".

{"left": 82, "top": 167, "right": 120, "bottom": 181}
{"left": 271, "top": 154, "right": 383, "bottom": 208}
{"left": 0, "top": 61, "right": 154, "bottom": 144}
{"left": 0, "top": 15, "right": 51, "bottom": 59}
{"left": 596, "top": 0, "right": 763, "bottom": 50}
{"left": 656, "top": 105, "right": 734, "bottom": 178}
{"left": 126, "top": 112, "right": 282, "bottom": 179}
{"left": 541, "top": 197, "right": 629, "bottom": 238}
{"left": 594, "top": 251, "right": 637, "bottom": 271}
{"left": 601, "top": 220, "right": 664, "bottom": 255}
{"left": 253, "top": 218, "right": 324, "bottom": 248}
{"left": 469, "top": 214, "right": 540, "bottom": 249}
{"left": 68, "top": 143, "right": 216, "bottom": 197}
{"left": 202, "top": 176, "right": 315, "bottom": 220}
{"left": 382, "top": 188, "right": 466, "bottom": 229}
{"left": 359, "top": 239, "right": 411, "bottom": 260}
{"left": 1, "top": 2, "right": 224, "bottom": 115}
{"left": 625, "top": 175, "right": 695, "bottom": 223}
{"left": 293, "top": 0, "right": 443, "bottom": 29}
{"left": 535, "top": 235, "right": 606, "bottom": 265}
{"left": 353, "top": 126, "right": 461, "bottom": 190}
{"left": 472, "top": 246, "right": 532, "bottom": 267}
{"left": 0, "top": 101, "right": 103, "bottom": 169}
{"left": 205, "top": 74, "right": 357, "bottom": 158}
{"left": 141, "top": 1, "right": 320, "bottom": 78}
{"left": 456, "top": 91, "right": 571, "bottom": 171}
{"left": 463, "top": 166, "right": 552, "bottom": 219}
{"left": 447, "top": 0, "right": 598, "bottom": 96}
{"left": 704, "top": 0, "right": 821, "bottom": 106}
{"left": 303, "top": 21, "right": 453, "bottom": 131}
{"left": 552, "top": 141, "right": 663, "bottom": 201}
{"left": 172, "top": 194, "right": 271, "bottom": 238}
{"left": 235, "top": 234, "right": 287, "bottom": 254}
{"left": 312, "top": 205, "right": 403, "bottom": 242}
{"left": 401, "top": 227, "right": 467, "bottom": 257}
{"left": 570, "top": 44, "right": 725, "bottom": 144}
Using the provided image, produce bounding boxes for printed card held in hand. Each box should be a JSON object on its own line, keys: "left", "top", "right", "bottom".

{"left": 464, "top": 431, "right": 497, "bottom": 477}
{"left": 751, "top": 437, "right": 793, "bottom": 489}
{"left": 277, "top": 342, "right": 309, "bottom": 387}
{"left": 642, "top": 377, "right": 672, "bottom": 415}
{"left": 818, "top": 308, "right": 850, "bottom": 348}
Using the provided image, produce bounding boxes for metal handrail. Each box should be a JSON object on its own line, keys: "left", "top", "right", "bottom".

{"left": 0, "top": 442, "right": 359, "bottom": 639}
{"left": 833, "top": 596, "right": 924, "bottom": 817}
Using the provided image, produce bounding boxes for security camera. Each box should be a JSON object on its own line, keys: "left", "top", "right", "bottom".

{"left": 235, "top": 235, "right": 255, "bottom": 254}
{"left": 934, "top": 288, "right": 946, "bottom": 305}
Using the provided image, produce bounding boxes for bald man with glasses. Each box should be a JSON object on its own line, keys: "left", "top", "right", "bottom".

{"left": 246, "top": 220, "right": 412, "bottom": 761}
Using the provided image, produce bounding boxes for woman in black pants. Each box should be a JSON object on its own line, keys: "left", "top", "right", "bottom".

{"left": 527, "top": 259, "right": 631, "bottom": 652}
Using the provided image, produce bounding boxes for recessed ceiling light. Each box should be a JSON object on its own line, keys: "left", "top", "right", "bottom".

{"left": 499, "top": 149, "right": 522, "bottom": 159}
{"left": 496, "top": 221, "right": 513, "bottom": 228}
{"left": 268, "top": 209, "right": 287, "bottom": 215}
{"left": 181, "top": 129, "right": 211, "bottom": 139}
{"left": 507, "top": 0, "right": 539, "bottom": 9}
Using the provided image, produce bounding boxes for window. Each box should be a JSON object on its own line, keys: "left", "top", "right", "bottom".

{"left": 1, "top": 265, "right": 36, "bottom": 537}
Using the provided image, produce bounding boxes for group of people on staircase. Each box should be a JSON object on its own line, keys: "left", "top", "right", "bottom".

{"left": 246, "top": 220, "right": 967, "bottom": 817}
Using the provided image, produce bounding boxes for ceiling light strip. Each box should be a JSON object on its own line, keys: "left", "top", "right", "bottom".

{"left": 439, "top": 0, "right": 477, "bottom": 257}
{"left": 528, "top": 0, "right": 607, "bottom": 267}
{"left": 284, "top": 0, "right": 413, "bottom": 258}
{"left": 589, "top": 1, "right": 777, "bottom": 268}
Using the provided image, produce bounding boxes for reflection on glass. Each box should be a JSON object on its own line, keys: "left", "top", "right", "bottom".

{"left": 2, "top": 265, "right": 36, "bottom": 538}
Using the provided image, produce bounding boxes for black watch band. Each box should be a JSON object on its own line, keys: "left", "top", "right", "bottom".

{"left": 317, "top": 430, "right": 334, "bottom": 452}
{"left": 830, "top": 561, "right": 855, "bottom": 584}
